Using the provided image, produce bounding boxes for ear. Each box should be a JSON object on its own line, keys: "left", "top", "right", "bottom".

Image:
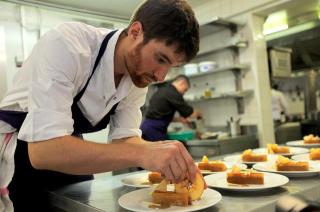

{"left": 128, "top": 21, "right": 143, "bottom": 41}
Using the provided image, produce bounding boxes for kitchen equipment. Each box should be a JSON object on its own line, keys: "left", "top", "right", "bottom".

{"left": 168, "top": 130, "right": 195, "bottom": 141}
{"left": 269, "top": 47, "right": 292, "bottom": 77}
{"left": 204, "top": 82, "right": 212, "bottom": 98}
{"left": 199, "top": 61, "right": 217, "bottom": 73}
{"left": 227, "top": 117, "right": 241, "bottom": 136}
{"left": 183, "top": 63, "right": 198, "bottom": 76}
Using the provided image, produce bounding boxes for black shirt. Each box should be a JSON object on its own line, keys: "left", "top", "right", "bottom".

{"left": 145, "top": 84, "right": 193, "bottom": 121}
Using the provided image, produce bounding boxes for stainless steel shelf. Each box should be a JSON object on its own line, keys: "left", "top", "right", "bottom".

{"left": 187, "top": 90, "right": 254, "bottom": 103}
{"left": 187, "top": 64, "right": 249, "bottom": 78}
{"left": 200, "top": 17, "right": 244, "bottom": 37}
{"left": 150, "top": 64, "right": 249, "bottom": 86}
{"left": 197, "top": 42, "right": 247, "bottom": 57}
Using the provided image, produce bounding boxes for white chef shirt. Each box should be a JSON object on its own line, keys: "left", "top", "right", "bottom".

{"left": 0, "top": 22, "right": 147, "bottom": 142}
{"left": 271, "top": 89, "right": 288, "bottom": 121}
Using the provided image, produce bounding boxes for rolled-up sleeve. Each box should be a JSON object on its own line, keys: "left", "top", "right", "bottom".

{"left": 18, "top": 29, "right": 81, "bottom": 142}
{"left": 108, "top": 87, "right": 147, "bottom": 141}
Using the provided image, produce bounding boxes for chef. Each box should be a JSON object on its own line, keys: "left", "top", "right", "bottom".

{"left": 271, "top": 83, "right": 288, "bottom": 126}
{"left": 0, "top": 0, "right": 200, "bottom": 211}
{"left": 141, "top": 75, "right": 202, "bottom": 141}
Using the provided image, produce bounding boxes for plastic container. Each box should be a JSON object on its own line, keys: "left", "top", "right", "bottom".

{"left": 183, "top": 63, "right": 198, "bottom": 76}
{"left": 204, "top": 82, "right": 212, "bottom": 98}
{"left": 199, "top": 61, "right": 217, "bottom": 73}
{"left": 168, "top": 130, "right": 195, "bottom": 141}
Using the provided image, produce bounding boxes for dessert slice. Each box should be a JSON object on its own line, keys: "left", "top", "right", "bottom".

{"left": 152, "top": 190, "right": 189, "bottom": 206}
{"left": 227, "top": 166, "right": 264, "bottom": 184}
{"left": 303, "top": 134, "right": 320, "bottom": 144}
{"left": 310, "top": 148, "right": 320, "bottom": 160}
{"left": 148, "top": 172, "right": 163, "bottom": 184}
{"left": 241, "top": 149, "right": 267, "bottom": 162}
{"left": 152, "top": 173, "right": 205, "bottom": 207}
{"left": 276, "top": 156, "right": 309, "bottom": 171}
{"left": 267, "top": 144, "right": 290, "bottom": 154}
{"left": 208, "top": 161, "right": 227, "bottom": 172}
{"left": 198, "top": 155, "right": 209, "bottom": 170}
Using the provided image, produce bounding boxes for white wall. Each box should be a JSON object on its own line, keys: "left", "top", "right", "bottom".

{"left": 0, "top": 3, "right": 23, "bottom": 94}
{"left": 0, "top": 26, "right": 7, "bottom": 101}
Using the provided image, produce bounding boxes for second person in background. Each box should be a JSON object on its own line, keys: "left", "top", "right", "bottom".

{"left": 141, "top": 75, "right": 202, "bottom": 141}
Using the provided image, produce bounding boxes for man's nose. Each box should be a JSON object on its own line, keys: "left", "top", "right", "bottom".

{"left": 154, "top": 66, "right": 169, "bottom": 82}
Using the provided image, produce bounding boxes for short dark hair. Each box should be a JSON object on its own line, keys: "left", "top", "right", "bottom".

{"left": 126, "top": 0, "right": 199, "bottom": 62}
{"left": 173, "top": 74, "right": 190, "bottom": 87}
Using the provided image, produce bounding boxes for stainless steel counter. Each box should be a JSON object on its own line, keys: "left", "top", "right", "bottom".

{"left": 183, "top": 134, "right": 258, "bottom": 159}
{"left": 49, "top": 160, "right": 320, "bottom": 212}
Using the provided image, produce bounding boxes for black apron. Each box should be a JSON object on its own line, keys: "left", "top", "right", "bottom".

{"left": 0, "top": 30, "right": 118, "bottom": 211}
{"left": 140, "top": 117, "right": 172, "bottom": 141}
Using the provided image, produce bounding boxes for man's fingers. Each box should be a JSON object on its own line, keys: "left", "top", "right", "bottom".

{"left": 169, "top": 160, "right": 182, "bottom": 183}
{"left": 176, "top": 142, "right": 196, "bottom": 182}
{"left": 163, "top": 166, "right": 175, "bottom": 183}
{"left": 175, "top": 156, "right": 188, "bottom": 181}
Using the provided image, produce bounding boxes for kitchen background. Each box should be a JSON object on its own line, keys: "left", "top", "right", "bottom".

{"left": 1, "top": 0, "right": 320, "bottom": 148}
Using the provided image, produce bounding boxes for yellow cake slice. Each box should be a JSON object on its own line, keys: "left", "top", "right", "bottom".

{"left": 198, "top": 156, "right": 227, "bottom": 172}
{"left": 310, "top": 148, "right": 320, "bottom": 160}
{"left": 151, "top": 173, "right": 205, "bottom": 207}
{"left": 227, "top": 166, "right": 264, "bottom": 184}
{"left": 208, "top": 161, "right": 227, "bottom": 172}
{"left": 148, "top": 172, "right": 163, "bottom": 184}
{"left": 198, "top": 155, "right": 209, "bottom": 170}
{"left": 241, "top": 149, "right": 267, "bottom": 162}
{"left": 303, "top": 134, "right": 320, "bottom": 144}
{"left": 276, "top": 156, "right": 309, "bottom": 171}
{"left": 267, "top": 144, "right": 290, "bottom": 154}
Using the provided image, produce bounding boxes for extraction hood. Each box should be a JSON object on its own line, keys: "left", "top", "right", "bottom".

{"left": 267, "top": 21, "right": 320, "bottom": 71}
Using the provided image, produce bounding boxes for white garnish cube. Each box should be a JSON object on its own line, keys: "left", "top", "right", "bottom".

{"left": 166, "top": 184, "right": 175, "bottom": 192}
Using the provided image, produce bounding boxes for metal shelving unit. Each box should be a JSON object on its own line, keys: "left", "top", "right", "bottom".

{"left": 150, "top": 64, "right": 249, "bottom": 86}
{"left": 187, "top": 90, "right": 254, "bottom": 103}
{"left": 200, "top": 17, "right": 244, "bottom": 36}
{"left": 197, "top": 42, "right": 247, "bottom": 57}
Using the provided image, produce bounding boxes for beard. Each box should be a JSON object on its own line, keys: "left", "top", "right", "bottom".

{"left": 125, "top": 42, "right": 156, "bottom": 88}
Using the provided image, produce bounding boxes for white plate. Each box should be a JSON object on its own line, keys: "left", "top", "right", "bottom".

{"left": 286, "top": 140, "right": 320, "bottom": 148}
{"left": 121, "top": 172, "right": 154, "bottom": 188}
{"left": 196, "top": 162, "right": 247, "bottom": 174}
{"left": 204, "top": 172, "right": 288, "bottom": 191}
{"left": 223, "top": 154, "right": 278, "bottom": 165}
{"left": 253, "top": 147, "right": 309, "bottom": 156}
{"left": 291, "top": 153, "right": 320, "bottom": 162}
{"left": 253, "top": 161, "right": 320, "bottom": 177}
{"left": 118, "top": 188, "right": 222, "bottom": 212}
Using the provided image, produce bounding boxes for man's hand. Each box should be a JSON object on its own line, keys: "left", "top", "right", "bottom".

{"left": 139, "top": 140, "right": 197, "bottom": 183}
{"left": 178, "top": 117, "right": 189, "bottom": 125}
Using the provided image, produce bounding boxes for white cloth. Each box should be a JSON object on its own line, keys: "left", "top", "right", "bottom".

{"left": 0, "top": 133, "right": 16, "bottom": 212}
{"left": 271, "top": 89, "right": 288, "bottom": 121}
{"left": 0, "top": 22, "right": 148, "bottom": 142}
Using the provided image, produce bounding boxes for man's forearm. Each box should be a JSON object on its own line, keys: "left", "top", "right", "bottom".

{"left": 28, "top": 135, "right": 145, "bottom": 175}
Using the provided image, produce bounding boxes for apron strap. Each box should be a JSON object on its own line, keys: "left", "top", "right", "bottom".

{"left": 74, "top": 30, "right": 117, "bottom": 102}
